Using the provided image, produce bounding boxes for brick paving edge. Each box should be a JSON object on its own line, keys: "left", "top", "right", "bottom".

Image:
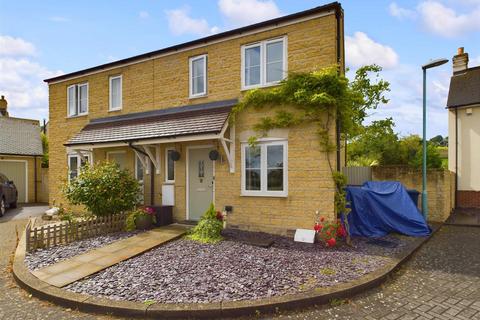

{"left": 12, "top": 219, "right": 443, "bottom": 319}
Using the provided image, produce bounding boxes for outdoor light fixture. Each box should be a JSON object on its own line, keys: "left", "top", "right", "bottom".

{"left": 421, "top": 58, "right": 449, "bottom": 220}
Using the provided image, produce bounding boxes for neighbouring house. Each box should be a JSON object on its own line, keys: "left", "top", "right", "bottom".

{"left": 447, "top": 47, "right": 480, "bottom": 208}
{"left": 45, "top": 2, "right": 345, "bottom": 235}
{"left": 0, "top": 96, "right": 48, "bottom": 203}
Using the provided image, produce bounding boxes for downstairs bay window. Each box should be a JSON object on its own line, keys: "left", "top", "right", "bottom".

{"left": 241, "top": 140, "right": 288, "bottom": 197}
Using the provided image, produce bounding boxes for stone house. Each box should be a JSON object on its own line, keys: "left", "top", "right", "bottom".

{"left": 45, "top": 2, "right": 345, "bottom": 235}
{"left": 0, "top": 96, "right": 47, "bottom": 203}
{"left": 447, "top": 47, "right": 480, "bottom": 209}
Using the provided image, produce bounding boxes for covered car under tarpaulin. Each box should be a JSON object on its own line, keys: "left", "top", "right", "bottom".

{"left": 344, "top": 181, "right": 431, "bottom": 237}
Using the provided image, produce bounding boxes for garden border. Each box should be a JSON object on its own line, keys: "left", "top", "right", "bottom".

{"left": 13, "top": 221, "right": 442, "bottom": 319}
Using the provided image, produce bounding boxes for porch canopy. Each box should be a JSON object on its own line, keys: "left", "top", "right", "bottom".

{"left": 65, "top": 99, "right": 237, "bottom": 173}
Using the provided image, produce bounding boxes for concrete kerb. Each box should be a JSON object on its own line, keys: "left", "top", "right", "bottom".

{"left": 12, "top": 221, "right": 443, "bottom": 319}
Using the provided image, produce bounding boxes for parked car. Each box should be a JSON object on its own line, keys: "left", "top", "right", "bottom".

{"left": 0, "top": 173, "right": 18, "bottom": 216}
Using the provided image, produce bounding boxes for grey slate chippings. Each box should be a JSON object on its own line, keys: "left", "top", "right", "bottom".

{"left": 64, "top": 229, "right": 410, "bottom": 304}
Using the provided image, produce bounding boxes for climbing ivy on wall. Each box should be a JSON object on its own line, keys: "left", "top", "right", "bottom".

{"left": 231, "top": 65, "right": 390, "bottom": 235}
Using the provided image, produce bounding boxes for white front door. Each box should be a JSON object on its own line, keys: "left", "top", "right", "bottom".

{"left": 188, "top": 147, "right": 214, "bottom": 221}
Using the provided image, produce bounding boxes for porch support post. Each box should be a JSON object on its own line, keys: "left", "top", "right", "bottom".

{"left": 142, "top": 145, "right": 161, "bottom": 175}
{"left": 133, "top": 149, "right": 149, "bottom": 175}
{"left": 219, "top": 121, "right": 235, "bottom": 173}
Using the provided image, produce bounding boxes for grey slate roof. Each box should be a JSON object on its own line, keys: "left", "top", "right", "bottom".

{"left": 0, "top": 117, "right": 43, "bottom": 156}
{"left": 447, "top": 66, "right": 480, "bottom": 108}
{"left": 66, "top": 99, "right": 237, "bottom": 146}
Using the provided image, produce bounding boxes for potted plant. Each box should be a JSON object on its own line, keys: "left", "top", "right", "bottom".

{"left": 126, "top": 206, "right": 156, "bottom": 231}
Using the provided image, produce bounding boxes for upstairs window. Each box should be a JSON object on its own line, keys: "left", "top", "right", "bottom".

{"left": 242, "top": 37, "right": 287, "bottom": 89}
{"left": 109, "top": 75, "right": 122, "bottom": 111}
{"left": 241, "top": 140, "right": 288, "bottom": 197}
{"left": 67, "top": 83, "right": 88, "bottom": 117}
{"left": 189, "top": 54, "right": 207, "bottom": 97}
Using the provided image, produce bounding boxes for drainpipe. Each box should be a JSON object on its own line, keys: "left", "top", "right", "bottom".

{"left": 128, "top": 142, "right": 155, "bottom": 206}
{"left": 455, "top": 108, "right": 458, "bottom": 209}
{"left": 335, "top": 5, "right": 344, "bottom": 172}
{"left": 34, "top": 156, "right": 38, "bottom": 203}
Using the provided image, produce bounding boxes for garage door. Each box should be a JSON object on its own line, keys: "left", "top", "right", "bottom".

{"left": 0, "top": 161, "right": 27, "bottom": 203}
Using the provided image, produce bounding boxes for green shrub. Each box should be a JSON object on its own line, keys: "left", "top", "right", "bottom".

{"left": 63, "top": 161, "right": 140, "bottom": 216}
{"left": 186, "top": 203, "right": 223, "bottom": 243}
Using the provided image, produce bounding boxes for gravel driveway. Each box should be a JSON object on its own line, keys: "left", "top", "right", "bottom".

{"left": 64, "top": 229, "right": 412, "bottom": 304}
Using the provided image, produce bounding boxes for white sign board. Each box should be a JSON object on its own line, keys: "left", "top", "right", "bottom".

{"left": 294, "top": 229, "right": 316, "bottom": 244}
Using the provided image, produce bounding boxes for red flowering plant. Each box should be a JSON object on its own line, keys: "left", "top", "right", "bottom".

{"left": 313, "top": 211, "right": 347, "bottom": 248}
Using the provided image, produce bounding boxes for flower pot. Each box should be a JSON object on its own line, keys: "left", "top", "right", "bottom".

{"left": 135, "top": 214, "right": 153, "bottom": 230}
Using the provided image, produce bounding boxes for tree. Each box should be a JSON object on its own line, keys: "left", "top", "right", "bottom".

{"left": 41, "top": 133, "right": 49, "bottom": 168}
{"left": 347, "top": 118, "right": 399, "bottom": 166}
{"left": 64, "top": 161, "right": 140, "bottom": 216}
{"left": 348, "top": 131, "right": 443, "bottom": 169}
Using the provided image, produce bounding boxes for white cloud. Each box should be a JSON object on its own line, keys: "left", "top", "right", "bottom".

{"left": 417, "top": 1, "right": 480, "bottom": 37}
{"left": 0, "top": 35, "right": 36, "bottom": 56}
{"left": 166, "top": 6, "right": 220, "bottom": 36}
{"left": 139, "top": 11, "right": 150, "bottom": 19}
{"left": 218, "top": 0, "right": 281, "bottom": 27}
{"left": 0, "top": 36, "right": 62, "bottom": 120}
{"left": 345, "top": 32, "right": 399, "bottom": 69}
{"left": 49, "top": 16, "right": 70, "bottom": 23}
{"left": 354, "top": 64, "right": 450, "bottom": 138}
{"left": 389, "top": 2, "right": 416, "bottom": 19}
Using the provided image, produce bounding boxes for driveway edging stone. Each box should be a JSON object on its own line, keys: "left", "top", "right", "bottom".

{"left": 12, "top": 219, "right": 442, "bottom": 319}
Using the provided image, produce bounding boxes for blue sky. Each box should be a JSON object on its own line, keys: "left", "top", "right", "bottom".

{"left": 1, "top": 0, "right": 479, "bottom": 138}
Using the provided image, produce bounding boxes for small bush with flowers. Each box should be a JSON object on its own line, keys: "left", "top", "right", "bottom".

{"left": 186, "top": 203, "right": 224, "bottom": 244}
{"left": 314, "top": 216, "right": 347, "bottom": 248}
{"left": 125, "top": 206, "right": 156, "bottom": 231}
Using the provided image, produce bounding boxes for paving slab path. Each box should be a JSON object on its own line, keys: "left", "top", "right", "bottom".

{"left": 32, "top": 224, "right": 188, "bottom": 287}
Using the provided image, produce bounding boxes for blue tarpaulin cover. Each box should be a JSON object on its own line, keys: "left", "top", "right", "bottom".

{"left": 344, "top": 181, "right": 431, "bottom": 237}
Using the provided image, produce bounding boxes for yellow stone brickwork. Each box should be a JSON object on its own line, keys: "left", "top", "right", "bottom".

{"left": 48, "top": 13, "right": 341, "bottom": 234}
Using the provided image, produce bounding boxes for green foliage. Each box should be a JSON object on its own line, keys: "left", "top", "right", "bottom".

{"left": 348, "top": 121, "right": 443, "bottom": 169}
{"left": 347, "top": 118, "right": 399, "bottom": 166}
{"left": 231, "top": 65, "right": 390, "bottom": 218}
{"left": 429, "top": 135, "right": 448, "bottom": 147}
{"left": 41, "top": 132, "right": 49, "bottom": 168}
{"left": 63, "top": 161, "right": 140, "bottom": 216}
{"left": 187, "top": 203, "right": 223, "bottom": 244}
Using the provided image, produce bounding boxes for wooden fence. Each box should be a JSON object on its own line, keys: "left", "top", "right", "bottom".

{"left": 342, "top": 166, "right": 372, "bottom": 186}
{"left": 26, "top": 213, "right": 127, "bottom": 253}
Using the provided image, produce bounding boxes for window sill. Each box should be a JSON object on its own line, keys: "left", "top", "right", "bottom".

{"left": 240, "top": 192, "right": 288, "bottom": 198}
{"left": 163, "top": 181, "right": 175, "bottom": 184}
{"left": 189, "top": 93, "right": 208, "bottom": 99}
{"left": 66, "top": 114, "right": 88, "bottom": 119}
{"left": 241, "top": 81, "right": 282, "bottom": 92}
{"left": 108, "top": 108, "right": 122, "bottom": 112}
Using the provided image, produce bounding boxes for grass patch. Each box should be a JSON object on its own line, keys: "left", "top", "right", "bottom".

{"left": 319, "top": 267, "right": 337, "bottom": 276}
{"left": 330, "top": 298, "right": 348, "bottom": 307}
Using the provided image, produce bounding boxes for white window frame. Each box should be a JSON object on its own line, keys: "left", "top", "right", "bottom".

{"left": 106, "top": 150, "right": 127, "bottom": 170}
{"left": 241, "top": 36, "right": 287, "bottom": 90}
{"left": 189, "top": 54, "right": 207, "bottom": 98}
{"left": 109, "top": 75, "right": 123, "bottom": 111}
{"left": 165, "top": 148, "right": 175, "bottom": 183}
{"left": 134, "top": 154, "right": 144, "bottom": 183}
{"left": 241, "top": 139, "right": 288, "bottom": 197}
{"left": 67, "top": 153, "right": 92, "bottom": 181}
{"left": 67, "top": 83, "right": 89, "bottom": 117}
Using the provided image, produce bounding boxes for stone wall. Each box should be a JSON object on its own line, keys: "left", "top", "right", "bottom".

{"left": 372, "top": 166, "right": 455, "bottom": 222}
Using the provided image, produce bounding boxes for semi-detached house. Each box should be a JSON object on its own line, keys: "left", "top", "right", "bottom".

{"left": 45, "top": 2, "right": 345, "bottom": 235}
